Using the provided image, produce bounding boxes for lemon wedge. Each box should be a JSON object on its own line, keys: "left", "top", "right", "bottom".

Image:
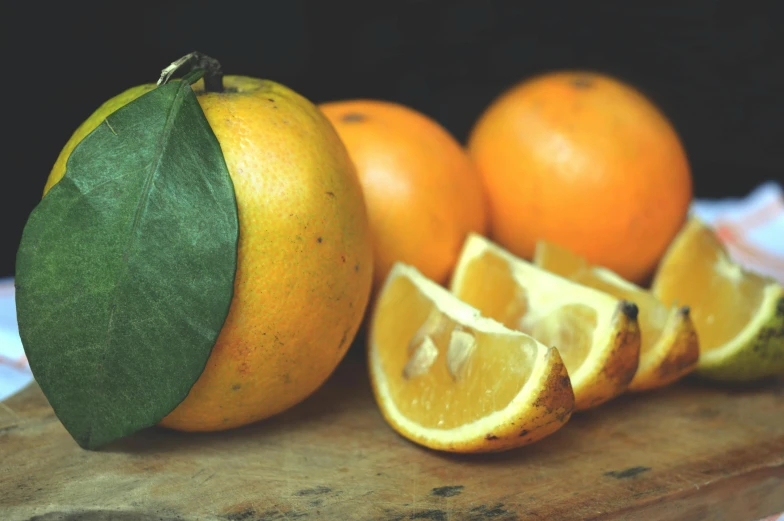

{"left": 651, "top": 218, "right": 784, "bottom": 381}
{"left": 450, "top": 233, "right": 640, "bottom": 410}
{"left": 369, "top": 263, "right": 574, "bottom": 453}
{"left": 535, "top": 240, "right": 699, "bottom": 391}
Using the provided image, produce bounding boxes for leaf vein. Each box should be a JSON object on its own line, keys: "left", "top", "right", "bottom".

{"left": 97, "top": 81, "right": 193, "bottom": 437}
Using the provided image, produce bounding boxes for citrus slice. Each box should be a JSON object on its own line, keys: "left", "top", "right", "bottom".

{"left": 534, "top": 241, "right": 699, "bottom": 392}
{"left": 449, "top": 233, "right": 640, "bottom": 410}
{"left": 368, "top": 263, "right": 574, "bottom": 453}
{"left": 651, "top": 218, "right": 784, "bottom": 382}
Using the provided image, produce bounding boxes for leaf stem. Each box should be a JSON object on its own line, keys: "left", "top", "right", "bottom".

{"left": 157, "top": 52, "right": 224, "bottom": 92}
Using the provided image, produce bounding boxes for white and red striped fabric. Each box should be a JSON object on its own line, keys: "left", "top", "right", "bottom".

{"left": 0, "top": 279, "right": 28, "bottom": 401}
{"left": 691, "top": 181, "right": 784, "bottom": 285}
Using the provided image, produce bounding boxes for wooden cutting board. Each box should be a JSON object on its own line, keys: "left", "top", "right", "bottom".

{"left": 2, "top": 347, "right": 783, "bottom": 521}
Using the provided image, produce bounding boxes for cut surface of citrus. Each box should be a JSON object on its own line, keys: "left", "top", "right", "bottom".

{"left": 368, "top": 263, "right": 574, "bottom": 453}
{"left": 651, "top": 218, "right": 784, "bottom": 381}
{"left": 450, "top": 234, "right": 640, "bottom": 410}
{"left": 534, "top": 241, "right": 699, "bottom": 392}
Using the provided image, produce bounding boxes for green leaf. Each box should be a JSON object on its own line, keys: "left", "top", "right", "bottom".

{"left": 14, "top": 74, "right": 238, "bottom": 450}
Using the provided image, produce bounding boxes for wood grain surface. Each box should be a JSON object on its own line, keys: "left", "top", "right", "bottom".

{"left": 1, "top": 347, "right": 783, "bottom": 521}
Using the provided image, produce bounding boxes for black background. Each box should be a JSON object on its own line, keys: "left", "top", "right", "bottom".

{"left": 2, "top": 0, "right": 783, "bottom": 277}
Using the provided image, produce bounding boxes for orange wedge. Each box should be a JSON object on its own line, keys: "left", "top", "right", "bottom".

{"left": 450, "top": 233, "right": 640, "bottom": 410}
{"left": 534, "top": 240, "right": 699, "bottom": 392}
{"left": 368, "top": 263, "right": 575, "bottom": 453}
{"left": 652, "top": 218, "right": 784, "bottom": 382}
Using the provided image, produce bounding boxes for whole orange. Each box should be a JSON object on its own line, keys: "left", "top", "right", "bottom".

{"left": 44, "top": 76, "right": 374, "bottom": 431}
{"left": 467, "top": 71, "right": 692, "bottom": 283}
{"left": 320, "top": 100, "right": 488, "bottom": 288}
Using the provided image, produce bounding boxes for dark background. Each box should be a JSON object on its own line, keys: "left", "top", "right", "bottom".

{"left": 2, "top": 1, "right": 783, "bottom": 277}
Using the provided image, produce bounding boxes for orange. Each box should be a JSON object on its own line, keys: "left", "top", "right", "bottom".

{"left": 534, "top": 240, "right": 699, "bottom": 392}
{"left": 320, "top": 100, "right": 487, "bottom": 289}
{"left": 369, "top": 262, "right": 574, "bottom": 453}
{"left": 467, "top": 70, "right": 692, "bottom": 283}
{"left": 450, "top": 233, "right": 640, "bottom": 410}
{"left": 651, "top": 218, "right": 784, "bottom": 382}
{"left": 45, "top": 75, "right": 374, "bottom": 431}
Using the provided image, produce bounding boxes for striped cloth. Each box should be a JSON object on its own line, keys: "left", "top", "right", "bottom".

{"left": 691, "top": 181, "right": 784, "bottom": 285}
{"left": 0, "top": 279, "right": 26, "bottom": 402}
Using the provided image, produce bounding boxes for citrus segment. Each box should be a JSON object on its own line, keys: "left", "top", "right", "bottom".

{"left": 450, "top": 234, "right": 640, "bottom": 410}
{"left": 534, "top": 241, "right": 699, "bottom": 391}
{"left": 369, "top": 263, "right": 574, "bottom": 453}
{"left": 651, "top": 218, "right": 784, "bottom": 381}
